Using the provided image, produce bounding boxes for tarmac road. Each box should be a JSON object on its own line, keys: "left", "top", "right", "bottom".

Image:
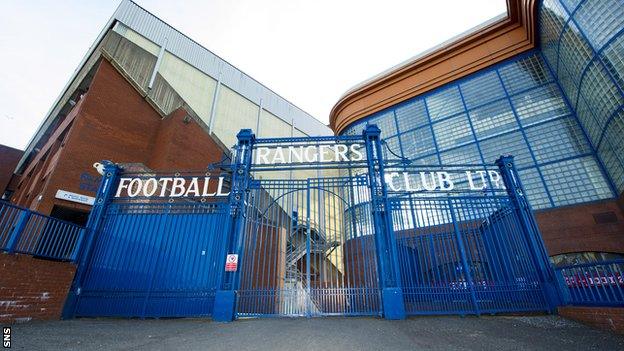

{"left": 8, "top": 315, "right": 624, "bottom": 350}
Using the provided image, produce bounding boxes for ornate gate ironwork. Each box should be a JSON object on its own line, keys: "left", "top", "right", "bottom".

{"left": 64, "top": 170, "right": 231, "bottom": 318}
{"left": 64, "top": 124, "right": 559, "bottom": 320}
{"left": 235, "top": 134, "right": 381, "bottom": 317}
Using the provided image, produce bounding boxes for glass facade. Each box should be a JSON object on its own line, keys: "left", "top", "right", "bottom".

{"left": 539, "top": 0, "right": 624, "bottom": 193}
{"left": 341, "top": 53, "right": 615, "bottom": 209}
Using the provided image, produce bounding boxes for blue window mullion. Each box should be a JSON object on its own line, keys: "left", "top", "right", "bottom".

{"left": 565, "top": 6, "right": 624, "bottom": 98}
{"left": 494, "top": 68, "right": 556, "bottom": 207}
{"left": 455, "top": 84, "right": 486, "bottom": 163}
{"left": 422, "top": 97, "right": 442, "bottom": 165}
{"left": 539, "top": 52, "right": 619, "bottom": 197}
{"left": 597, "top": 106, "right": 624, "bottom": 149}
{"left": 554, "top": 0, "right": 584, "bottom": 77}
{"left": 595, "top": 109, "right": 624, "bottom": 177}
{"left": 531, "top": 152, "right": 594, "bottom": 169}
{"left": 573, "top": 25, "right": 624, "bottom": 114}
{"left": 558, "top": 0, "right": 582, "bottom": 13}
{"left": 392, "top": 110, "right": 405, "bottom": 158}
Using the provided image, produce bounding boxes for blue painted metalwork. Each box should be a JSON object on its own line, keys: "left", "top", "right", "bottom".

{"left": 0, "top": 201, "right": 84, "bottom": 261}
{"left": 386, "top": 160, "right": 554, "bottom": 315}
{"left": 555, "top": 260, "right": 624, "bottom": 306}
{"left": 63, "top": 162, "right": 121, "bottom": 319}
{"left": 64, "top": 125, "right": 558, "bottom": 320}
{"left": 214, "top": 129, "right": 254, "bottom": 321}
{"left": 65, "top": 163, "right": 231, "bottom": 319}
{"left": 363, "top": 125, "right": 406, "bottom": 319}
{"left": 235, "top": 131, "right": 383, "bottom": 318}
{"left": 342, "top": 51, "right": 617, "bottom": 210}
{"left": 538, "top": 52, "right": 619, "bottom": 199}
{"left": 72, "top": 202, "right": 228, "bottom": 318}
{"left": 496, "top": 156, "right": 560, "bottom": 312}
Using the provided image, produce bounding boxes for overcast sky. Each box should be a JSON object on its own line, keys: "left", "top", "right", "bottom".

{"left": 0, "top": 0, "right": 506, "bottom": 150}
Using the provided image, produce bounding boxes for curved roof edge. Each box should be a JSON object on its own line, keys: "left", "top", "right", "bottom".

{"left": 330, "top": 0, "right": 538, "bottom": 134}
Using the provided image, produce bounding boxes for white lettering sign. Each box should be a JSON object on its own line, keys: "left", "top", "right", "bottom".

{"left": 384, "top": 171, "right": 504, "bottom": 192}
{"left": 114, "top": 176, "right": 230, "bottom": 198}
{"left": 55, "top": 190, "right": 96, "bottom": 205}
{"left": 254, "top": 144, "right": 364, "bottom": 165}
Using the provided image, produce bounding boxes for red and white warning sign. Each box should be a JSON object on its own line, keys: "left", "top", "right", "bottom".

{"left": 225, "top": 253, "right": 238, "bottom": 272}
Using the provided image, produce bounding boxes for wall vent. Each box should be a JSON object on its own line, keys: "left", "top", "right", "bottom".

{"left": 593, "top": 211, "right": 618, "bottom": 224}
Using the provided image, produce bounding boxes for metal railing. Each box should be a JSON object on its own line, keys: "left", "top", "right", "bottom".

{"left": 555, "top": 260, "right": 624, "bottom": 306}
{"left": 0, "top": 201, "right": 85, "bottom": 262}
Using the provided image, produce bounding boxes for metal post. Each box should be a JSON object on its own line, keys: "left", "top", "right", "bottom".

{"left": 363, "top": 124, "right": 406, "bottom": 320}
{"left": 554, "top": 269, "right": 571, "bottom": 305}
{"left": 306, "top": 179, "right": 312, "bottom": 317}
{"left": 208, "top": 71, "right": 222, "bottom": 134}
{"left": 496, "top": 155, "right": 561, "bottom": 312}
{"left": 447, "top": 199, "right": 480, "bottom": 315}
{"left": 148, "top": 38, "right": 168, "bottom": 90}
{"left": 6, "top": 209, "right": 31, "bottom": 253}
{"left": 62, "top": 161, "right": 121, "bottom": 319}
{"left": 213, "top": 129, "right": 254, "bottom": 322}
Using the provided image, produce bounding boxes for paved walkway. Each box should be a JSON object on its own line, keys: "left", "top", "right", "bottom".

{"left": 9, "top": 315, "right": 624, "bottom": 350}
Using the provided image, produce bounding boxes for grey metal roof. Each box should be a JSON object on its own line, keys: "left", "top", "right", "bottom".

{"left": 113, "top": 0, "right": 329, "bottom": 135}
{"left": 17, "top": 0, "right": 330, "bottom": 172}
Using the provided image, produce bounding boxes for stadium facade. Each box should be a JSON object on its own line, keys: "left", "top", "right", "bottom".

{"left": 0, "top": 0, "right": 622, "bottom": 327}
{"left": 4, "top": 0, "right": 331, "bottom": 221}
{"left": 330, "top": 0, "right": 624, "bottom": 265}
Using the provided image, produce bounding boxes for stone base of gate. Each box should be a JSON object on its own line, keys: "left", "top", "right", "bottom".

{"left": 213, "top": 290, "right": 236, "bottom": 322}
{"left": 382, "top": 288, "right": 406, "bottom": 320}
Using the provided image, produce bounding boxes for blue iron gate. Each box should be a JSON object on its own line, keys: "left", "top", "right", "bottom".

{"left": 236, "top": 167, "right": 381, "bottom": 317}
{"left": 225, "top": 126, "right": 558, "bottom": 318}
{"left": 64, "top": 124, "right": 559, "bottom": 320}
{"left": 66, "top": 171, "right": 230, "bottom": 318}
{"left": 388, "top": 182, "right": 550, "bottom": 314}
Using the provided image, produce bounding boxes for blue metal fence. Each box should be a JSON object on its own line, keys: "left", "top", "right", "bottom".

{"left": 391, "top": 194, "right": 548, "bottom": 315}
{"left": 555, "top": 260, "right": 624, "bottom": 306}
{"left": 63, "top": 125, "right": 560, "bottom": 320}
{"left": 68, "top": 169, "right": 231, "bottom": 318}
{"left": 0, "top": 201, "right": 85, "bottom": 261}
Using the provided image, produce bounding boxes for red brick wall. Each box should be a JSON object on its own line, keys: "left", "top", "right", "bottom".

{"left": 11, "top": 59, "right": 225, "bottom": 215}
{"left": 3, "top": 59, "right": 228, "bottom": 323}
{"left": 0, "top": 145, "right": 23, "bottom": 196}
{"left": 559, "top": 306, "right": 624, "bottom": 334}
{"left": 148, "top": 107, "right": 224, "bottom": 171}
{"left": 535, "top": 199, "right": 624, "bottom": 256}
{"left": 0, "top": 254, "right": 76, "bottom": 323}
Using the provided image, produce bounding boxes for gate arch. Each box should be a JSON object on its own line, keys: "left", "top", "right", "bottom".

{"left": 65, "top": 125, "right": 559, "bottom": 320}
{"left": 237, "top": 178, "right": 381, "bottom": 317}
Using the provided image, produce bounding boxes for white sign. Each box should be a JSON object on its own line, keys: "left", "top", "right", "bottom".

{"left": 384, "top": 170, "right": 504, "bottom": 192}
{"left": 225, "top": 253, "right": 238, "bottom": 272}
{"left": 254, "top": 144, "right": 364, "bottom": 165}
{"left": 114, "top": 176, "right": 230, "bottom": 198}
{"left": 55, "top": 189, "right": 96, "bottom": 205}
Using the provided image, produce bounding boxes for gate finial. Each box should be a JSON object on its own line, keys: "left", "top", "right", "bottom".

{"left": 236, "top": 129, "right": 255, "bottom": 144}
{"left": 363, "top": 124, "right": 381, "bottom": 139}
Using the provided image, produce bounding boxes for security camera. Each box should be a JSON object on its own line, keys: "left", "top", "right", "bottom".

{"left": 93, "top": 162, "right": 106, "bottom": 175}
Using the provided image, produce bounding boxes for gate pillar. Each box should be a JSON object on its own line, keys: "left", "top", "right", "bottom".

{"left": 62, "top": 161, "right": 121, "bottom": 319}
{"left": 496, "top": 156, "right": 560, "bottom": 312}
{"left": 213, "top": 129, "right": 255, "bottom": 322}
{"left": 363, "top": 124, "right": 406, "bottom": 320}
